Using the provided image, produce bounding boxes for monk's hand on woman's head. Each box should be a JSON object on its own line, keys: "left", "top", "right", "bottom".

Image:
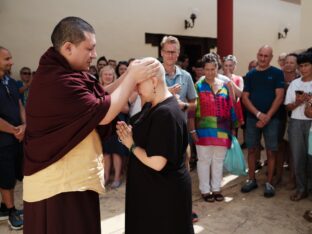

{"left": 127, "top": 58, "right": 160, "bottom": 83}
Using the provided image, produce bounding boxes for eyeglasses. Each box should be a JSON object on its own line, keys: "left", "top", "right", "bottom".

{"left": 21, "top": 72, "right": 31, "bottom": 75}
{"left": 162, "top": 50, "right": 178, "bottom": 55}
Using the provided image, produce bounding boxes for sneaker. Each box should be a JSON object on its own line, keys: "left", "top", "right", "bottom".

{"left": 0, "top": 208, "right": 23, "bottom": 221}
{"left": 15, "top": 209, "right": 23, "bottom": 216}
{"left": 8, "top": 210, "right": 23, "bottom": 230}
{"left": 241, "top": 180, "right": 258, "bottom": 193}
{"left": 264, "top": 182, "right": 275, "bottom": 198}
{"left": 0, "top": 210, "right": 9, "bottom": 221}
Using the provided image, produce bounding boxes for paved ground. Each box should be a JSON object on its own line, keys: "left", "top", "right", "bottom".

{"left": 1, "top": 151, "right": 312, "bottom": 234}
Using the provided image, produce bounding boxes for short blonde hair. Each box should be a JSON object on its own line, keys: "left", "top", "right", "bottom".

{"left": 160, "top": 36, "right": 180, "bottom": 50}
{"left": 99, "top": 65, "right": 116, "bottom": 85}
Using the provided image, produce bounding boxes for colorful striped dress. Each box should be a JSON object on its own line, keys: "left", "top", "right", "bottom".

{"left": 195, "top": 79, "right": 237, "bottom": 148}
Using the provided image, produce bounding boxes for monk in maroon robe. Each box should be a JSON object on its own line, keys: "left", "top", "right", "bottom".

{"left": 23, "top": 16, "right": 158, "bottom": 234}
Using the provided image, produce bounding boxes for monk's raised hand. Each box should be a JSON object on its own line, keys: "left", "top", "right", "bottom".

{"left": 127, "top": 57, "right": 160, "bottom": 84}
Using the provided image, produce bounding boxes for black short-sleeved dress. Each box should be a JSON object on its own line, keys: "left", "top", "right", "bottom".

{"left": 125, "top": 96, "right": 194, "bottom": 234}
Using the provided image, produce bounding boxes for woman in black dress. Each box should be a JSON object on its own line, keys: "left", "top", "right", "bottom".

{"left": 116, "top": 58, "right": 194, "bottom": 234}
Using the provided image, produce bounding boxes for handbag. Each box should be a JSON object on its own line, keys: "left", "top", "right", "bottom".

{"left": 224, "top": 136, "right": 247, "bottom": 176}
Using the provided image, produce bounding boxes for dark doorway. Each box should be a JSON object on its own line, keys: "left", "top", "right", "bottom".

{"left": 181, "top": 44, "right": 202, "bottom": 69}
{"left": 145, "top": 33, "right": 217, "bottom": 70}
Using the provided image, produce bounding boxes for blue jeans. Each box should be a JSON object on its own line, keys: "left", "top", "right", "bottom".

{"left": 245, "top": 117, "right": 280, "bottom": 151}
{"left": 288, "top": 119, "right": 312, "bottom": 193}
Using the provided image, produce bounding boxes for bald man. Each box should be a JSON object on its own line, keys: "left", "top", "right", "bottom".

{"left": 0, "top": 47, "right": 24, "bottom": 230}
{"left": 241, "top": 45, "right": 285, "bottom": 198}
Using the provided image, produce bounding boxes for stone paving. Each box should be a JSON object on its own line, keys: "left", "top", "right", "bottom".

{"left": 1, "top": 152, "right": 312, "bottom": 234}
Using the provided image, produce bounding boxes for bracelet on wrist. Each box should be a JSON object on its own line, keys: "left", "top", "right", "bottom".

{"left": 189, "top": 130, "right": 196, "bottom": 134}
{"left": 256, "top": 111, "right": 261, "bottom": 119}
{"left": 129, "top": 143, "right": 137, "bottom": 154}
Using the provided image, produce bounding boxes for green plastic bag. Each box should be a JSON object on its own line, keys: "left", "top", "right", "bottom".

{"left": 224, "top": 136, "right": 247, "bottom": 176}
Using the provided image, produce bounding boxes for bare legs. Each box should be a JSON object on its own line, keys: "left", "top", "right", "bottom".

{"left": 247, "top": 148, "right": 276, "bottom": 184}
{"left": 112, "top": 154, "right": 122, "bottom": 183}
{"left": 0, "top": 189, "right": 14, "bottom": 208}
{"left": 247, "top": 148, "right": 257, "bottom": 180}
{"left": 104, "top": 153, "right": 111, "bottom": 185}
{"left": 103, "top": 153, "right": 123, "bottom": 188}
{"left": 266, "top": 150, "right": 276, "bottom": 184}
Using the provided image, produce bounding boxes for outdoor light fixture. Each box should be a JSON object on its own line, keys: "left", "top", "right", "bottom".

{"left": 278, "top": 27, "right": 289, "bottom": 39}
{"left": 185, "top": 13, "right": 197, "bottom": 29}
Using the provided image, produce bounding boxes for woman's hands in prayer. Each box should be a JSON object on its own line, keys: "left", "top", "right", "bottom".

{"left": 117, "top": 121, "right": 167, "bottom": 171}
{"left": 116, "top": 121, "right": 134, "bottom": 149}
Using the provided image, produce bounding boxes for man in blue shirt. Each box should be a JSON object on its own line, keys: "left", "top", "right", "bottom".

{"left": 241, "top": 45, "right": 284, "bottom": 198}
{"left": 160, "top": 36, "right": 197, "bottom": 115}
{"left": 0, "top": 46, "right": 25, "bottom": 230}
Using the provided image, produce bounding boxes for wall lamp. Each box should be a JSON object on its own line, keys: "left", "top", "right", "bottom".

{"left": 184, "top": 13, "right": 197, "bottom": 29}
{"left": 278, "top": 27, "right": 289, "bottom": 39}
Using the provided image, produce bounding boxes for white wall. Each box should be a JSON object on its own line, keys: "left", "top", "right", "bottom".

{"left": 300, "top": 0, "right": 312, "bottom": 49}
{"left": 0, "top": 0, "right": 216, "bottom": 78}
{"left": 0, "top": 0, "right": 310, "bottom": 78}
{"left": 234, "top": 0, "right": 301, "bottom": 75}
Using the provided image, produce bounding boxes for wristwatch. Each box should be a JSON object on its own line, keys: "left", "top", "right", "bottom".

{"left": 182, "top": 103, "right": 189, "bottom": 111}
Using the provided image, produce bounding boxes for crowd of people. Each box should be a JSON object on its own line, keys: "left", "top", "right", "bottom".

{"left": 0, "top": 16, "right": 312, "bottom": 233}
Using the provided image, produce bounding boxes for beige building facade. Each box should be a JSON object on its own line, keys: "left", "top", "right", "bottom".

{"left": 0, "top": 0, "right": 311, "bottom": 77}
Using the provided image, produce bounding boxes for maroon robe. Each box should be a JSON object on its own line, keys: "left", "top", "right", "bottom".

{"left": 24, "top": 47, "right": 111, "bottom": 176}
{"left": 23, "top": 47, "right": 111, "bottom": 234}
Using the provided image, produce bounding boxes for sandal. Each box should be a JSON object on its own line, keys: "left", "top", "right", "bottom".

{"left": 202, "top": 193, "right": 215, "bottom": 202}
{"left": 110, "top": 180, "right": 122, "bottom": 189}
{"left": 303, "top": 210, "right": 312, "bottom": 222}
{"left": 213, "top": 192, "right": 224, "bottom": 202}
{"left": 290, "top": 192, "right": 308, "bottom": 201}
